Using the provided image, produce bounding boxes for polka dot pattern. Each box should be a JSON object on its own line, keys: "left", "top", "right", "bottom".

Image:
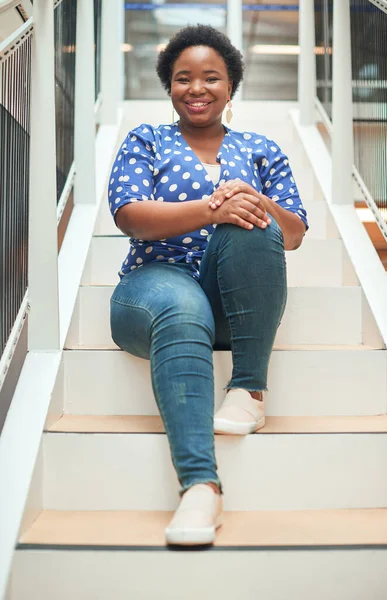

{"left": 108, "top": 123, "right": 308, "bottom": 280}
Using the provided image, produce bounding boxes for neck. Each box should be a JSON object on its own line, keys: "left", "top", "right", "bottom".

{"left": 178, "top": 118, "right": 225, "bottom": 141}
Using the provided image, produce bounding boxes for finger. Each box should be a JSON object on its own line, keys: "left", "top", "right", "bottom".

{"left": 239, "top": 194, "right": 271, "bottom": 222}
{"left": 238, "top": 201, "right": 272, "bottom": 228}
{"left": 225, "top": 184, "right": 243, "bottom": 198}
{"left": 209, "top": 193, "right": 226, "bottom": 209}
{"left": 229, "top": 213, "right": 255, "bottom": 230}
{"left": 240, "top": 207, "right": 267, "bottom": 228}
{"left": 225, "top": 182, "right": 258, "bottom": 199}
{"left": 209, "top": 199, "right": 224, "bottom": 209}
{"left": 208, "top": 192, "right": 221, "bottom": 208}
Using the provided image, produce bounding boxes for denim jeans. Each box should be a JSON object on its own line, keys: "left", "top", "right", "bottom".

{"left": 110, "top": 221, "right": 287, "bottom": 494}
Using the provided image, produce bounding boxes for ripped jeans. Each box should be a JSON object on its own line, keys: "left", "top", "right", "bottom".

{"left": 110, "top": 222, "right": 287, "bottom": 494}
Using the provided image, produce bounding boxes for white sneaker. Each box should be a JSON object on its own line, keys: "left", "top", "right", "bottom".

{"left": 165, "top": 484, "right": 223, "bottom": 546}
{"left": 214, "top": 388, "right": 265, "bottom": 435}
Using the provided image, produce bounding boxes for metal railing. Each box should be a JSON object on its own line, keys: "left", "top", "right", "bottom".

{"left": 0, "top": 1, "right": 124, "bottom": 596}
{"left": 0, "top": 20, "right": 32, "bottom": 361}
{"left": 0, "top": 0, "right": 118, "bottom": 392}
{"left": 313, "top": 0, "right": 387, "bottom": 239}
{"left": 351, "top": 0, "right": 387, "bottom": 227}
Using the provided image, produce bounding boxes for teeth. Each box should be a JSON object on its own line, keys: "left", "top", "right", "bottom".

{"left": 190, "top": 103, "right": 208, "bottom": 107}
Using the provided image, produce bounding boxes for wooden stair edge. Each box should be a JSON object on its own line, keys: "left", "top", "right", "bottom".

{"left": 18, "top": 508, "right": 387, "bottom": 548}
{"left": 46, "top": 414, "right": 387, "bottom": 434}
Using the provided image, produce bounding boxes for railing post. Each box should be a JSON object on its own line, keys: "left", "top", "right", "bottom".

{"left": 227, "top": 0, "right": 243, "bottom": 99}
{"left": 298, "top": 0, "right": 316, "bottom": 126}
{"left": 74, "top": 0, "right": 96, "bottom": 204}
{"left": 99, "top": 0, "right": 124, "bottom": 125}
{"left": 28, "top": 0, "right": 60, "bottom": 351}
{"left": 332, "top": 0, "right": 354, "bottom": 204}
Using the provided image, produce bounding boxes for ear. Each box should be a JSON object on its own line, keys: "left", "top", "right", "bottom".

{"left": 228, "top": 80, "right": 233, "bottom": 98}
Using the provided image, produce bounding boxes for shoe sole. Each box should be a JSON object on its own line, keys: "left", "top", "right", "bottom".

{"left": 214, "top": 416, "right": 265, "bottom": 435}
{"left": 165, "top": 515, "right": 223, "bottom": 546}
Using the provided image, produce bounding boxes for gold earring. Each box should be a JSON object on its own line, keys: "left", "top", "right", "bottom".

{"left": 171, "top": 106, "right": 176, "bottom": 123}
{"left": 226, "top": 100, "right": 233, "bottom": 125}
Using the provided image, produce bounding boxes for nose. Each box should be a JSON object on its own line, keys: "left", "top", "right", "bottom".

{"left": 189, "top": 78, "right": 206, "bottom": 95}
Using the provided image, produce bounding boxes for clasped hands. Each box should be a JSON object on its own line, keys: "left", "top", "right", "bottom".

{"left": 208, "top": 179, "right": 272, "bottom": 231}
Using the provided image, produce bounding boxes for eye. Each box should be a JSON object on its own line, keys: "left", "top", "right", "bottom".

{"left": 176, "top": 77, "right": 189, "bottom": 83}
{"left": 207, "top": 77, "right": 219, "bottom": 83}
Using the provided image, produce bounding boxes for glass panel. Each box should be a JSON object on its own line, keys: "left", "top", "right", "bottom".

{"left": 350, "top": 0, "right": 387, "bottom": 223}
{"left": 54, "top": 0, "right": 77, "bottom": 202}
{"left": 242, "top": 0, "right": 299, "bottom": 100}
{"left": 94, "top": 0, "right": 102, "bottom": 100}
{"left": 124, "top": 1, "right": 227, "bottom": 99}
{"left": 314, "top": 0, "right": 333, "bottom": 118}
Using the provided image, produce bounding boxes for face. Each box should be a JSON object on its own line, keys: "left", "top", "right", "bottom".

{"left": 171, "top": 45, "right": 232, "bottom": 127}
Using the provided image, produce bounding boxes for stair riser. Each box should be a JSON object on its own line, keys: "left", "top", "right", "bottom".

{"left": 82, "top": 237, "right": 344, "bottom": 287}
{"left": 65, "top": 287, "right": 363, "bottom": 349}
{"left": 62, "top": 349, "right": 387, "bottom": 417}
{"left": 43, "top": 433, "right": 387, "bottom": 510}
{"left": 12, "top": 549, "right": 387, "bottom": 600}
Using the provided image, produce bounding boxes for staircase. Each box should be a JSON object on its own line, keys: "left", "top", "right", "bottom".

{"left": 10, "top": 102, "right": 387, "bottom": 599}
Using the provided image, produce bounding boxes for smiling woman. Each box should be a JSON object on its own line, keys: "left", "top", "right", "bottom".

{"left": 108, "top": 24, "right": 308, "bottom": 548}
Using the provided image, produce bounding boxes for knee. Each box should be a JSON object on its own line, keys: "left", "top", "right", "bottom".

{"left": 110, "top": 298, "right": 152, "bottom": 359}
{"left": 214, "top": 219, "right": 284, "bottom": 252}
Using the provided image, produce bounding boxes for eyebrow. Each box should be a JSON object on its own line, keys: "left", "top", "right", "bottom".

{"left": 173, "top": 69, "right": 222, "bottom": 77}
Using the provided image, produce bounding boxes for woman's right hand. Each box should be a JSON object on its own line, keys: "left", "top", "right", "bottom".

{"left": 211, "top": 191, "right": 272, "bottom": 230}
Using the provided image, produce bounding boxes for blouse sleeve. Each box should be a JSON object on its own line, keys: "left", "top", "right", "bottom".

{"left": 256, "top": 137, "right": 309, "bottom": 230}
{"left": 108, "top": 124, "right": 156, "bottom": 222}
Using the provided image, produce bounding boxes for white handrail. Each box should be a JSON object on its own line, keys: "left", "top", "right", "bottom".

{"left": 0, "top": 17, "right": 32, "bottom": 58}
{"left": 369, "top": 0, "right": 387, "bottom": 14}
{"left": 0, "top": 0, "right": 21, "bottom": 13}
{"left": 0, "top": 295, "right": 29, "bottom": 394}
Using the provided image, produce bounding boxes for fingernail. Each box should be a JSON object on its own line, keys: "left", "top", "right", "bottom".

{"left": 261, "top": 222, "right": 267, "bottom": 228}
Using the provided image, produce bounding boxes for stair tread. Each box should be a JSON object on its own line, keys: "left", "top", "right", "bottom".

{"left": 47, "top": 414, "right": 387, "bottom": 434}
{"left": 19, "top": 508, "right": 387, "bottom": 548}
{"left": 65, "top": 344, "right": 383, "bottom": 351}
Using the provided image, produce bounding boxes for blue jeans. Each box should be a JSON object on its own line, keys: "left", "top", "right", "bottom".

{"left": 110, "top": 222, "right": 287, "bottom": 494}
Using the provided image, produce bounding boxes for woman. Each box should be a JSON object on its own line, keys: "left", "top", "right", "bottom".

{"left": 109, "top": 25, "right": 308, "bottom": 546}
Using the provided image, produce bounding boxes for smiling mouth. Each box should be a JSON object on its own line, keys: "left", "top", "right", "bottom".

{"left": 185, "top": 101, "right": 211, "bottom": 108}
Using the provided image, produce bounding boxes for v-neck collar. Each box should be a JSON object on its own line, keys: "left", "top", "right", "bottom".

{"left": 173, "top": 123, "right": 231, "bottom": 188}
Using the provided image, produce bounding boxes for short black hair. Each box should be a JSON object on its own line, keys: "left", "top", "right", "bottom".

{"left": 156, "top": 25, "right": 244, "bottom": 99}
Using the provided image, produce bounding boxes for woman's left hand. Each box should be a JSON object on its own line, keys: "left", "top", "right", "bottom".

{"left": 210, "top": 179, "right": 306, "bottom": 250}
{"left": 209, "top": 180, "right": 260, "bottom": 209}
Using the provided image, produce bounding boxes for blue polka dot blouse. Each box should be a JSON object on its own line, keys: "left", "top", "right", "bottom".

{"left": 108, "top": 123, "right": 309, "bottom": 280}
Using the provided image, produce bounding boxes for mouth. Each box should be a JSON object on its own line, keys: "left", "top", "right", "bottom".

{"left": 184, "top": 100, "right": 212, "bottom": 113}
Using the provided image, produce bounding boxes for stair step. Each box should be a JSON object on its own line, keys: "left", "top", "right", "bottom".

{"left": 12, "top": 539, "right": 387, "bottom": 600}
{"left": 43, "top": 418, "right": 387, "bottom": 510}
{"left": 82, "top": 237, "right": 346, "bottom": 287}
{"left": 48, "top": 414, "right": 387, "bottom": 434}
{"left": 18, "top": 508, "right": 387, "bottom": 548}
{"left": 61, "top": 347, "right": 387, "bottom": 416}
{"left": 65, "top": 286, "right": 363, "bottom": 348}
